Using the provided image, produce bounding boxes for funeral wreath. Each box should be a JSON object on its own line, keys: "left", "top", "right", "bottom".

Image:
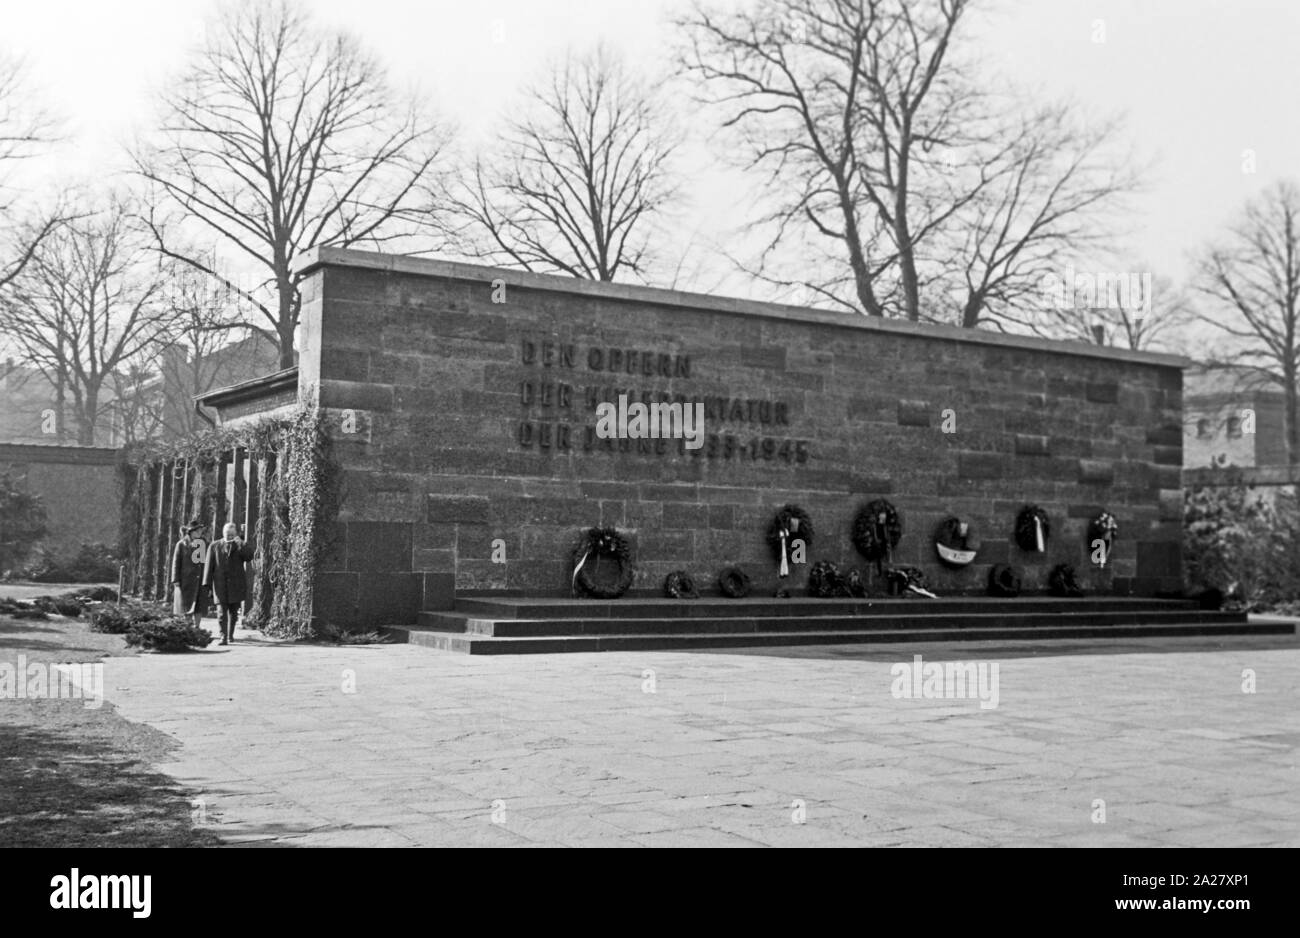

{"left": 1088, "top": 510, "right": 1119, "bottom": 567}
{"left": 664, "top": 570, "right": 699, "bottom": 599}
{"left": 933, "top": 516, "right": 980, "bottom": 567}
{"left": 717, "top": 566, "right": 752, "bottom": 599}
{"left": 1014, "top": 505, "right": 1051, "bottom": 553}
{"left": 853, "top": 499, "right": 903, "bottom": 571}
{"left": 766, "top": 504, "right": 814, "bottom": 579}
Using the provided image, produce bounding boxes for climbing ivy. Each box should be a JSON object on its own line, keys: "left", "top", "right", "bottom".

{"left": 117, "top": 405, "right": 339, "bottom": 639}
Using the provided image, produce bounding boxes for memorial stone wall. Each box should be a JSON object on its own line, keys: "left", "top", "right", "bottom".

{"left": 291, "top": 248, "right": 1186, "bottom": 628}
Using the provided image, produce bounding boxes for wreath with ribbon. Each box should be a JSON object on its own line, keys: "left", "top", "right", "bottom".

{"left": 1048, "top": 563, "right": 1084, "bottom": 597}
{"left": 1087, "top": 511, "right": 1119, "bottom": 567}
{"left": 664, "top": 570, "right": 699, "bottom": 599}
{"left": 886, "top": 565, "right": 937, "bottom": 598}
{"left": 988, "top": 563, "right": 1022, "bottom": 598}
{"left": 1014, "top": 505, "right": 1051, "bottom": 553}
{"left": 852, "top": 499, "right": 903, "bottom": 572}
{"left": 717, "top": 566, "right": 751, "bottom": 599}
{"left": 766, "top": 504, "right": 814, "bottom": 579}
{"left": 570, "top": 526, "right": 635, "bottom": 599}
{"left": 933, "top": 516, "right": 980, "bottom": 568}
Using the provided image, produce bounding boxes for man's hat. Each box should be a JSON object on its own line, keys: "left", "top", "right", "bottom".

{"left": 182, "top": 518, "right": 204, "bottom": 532}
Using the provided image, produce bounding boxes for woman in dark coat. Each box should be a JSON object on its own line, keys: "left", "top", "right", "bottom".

{"left": 171, "top": 519, "right": 208, "bottom": 627}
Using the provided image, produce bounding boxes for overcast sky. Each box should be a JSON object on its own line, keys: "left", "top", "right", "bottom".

{"left": 5, "top": 0, "right": 1298, "bottom": 302}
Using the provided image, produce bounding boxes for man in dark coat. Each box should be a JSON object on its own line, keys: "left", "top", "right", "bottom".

{"left": 204, "top": 522, "right": 255, "bottom": 645}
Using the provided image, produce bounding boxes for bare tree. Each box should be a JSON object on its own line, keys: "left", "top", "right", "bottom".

{"left": 678, "top": 0, "right": 1136, "bottom": 325}
{"left": 104, "top": 264, "right": 260, "bottom": 442}
{"left": 159, "top": 267, "right": 274, "bottom": 438}
{"left": 1037, "top": 267, "right": 1195, "bottom": 353}
{"left": 447, "top": 44, "right": 682, "bottom": 282}
{"left": 942, "top": 106, "right": 1139, "bottom": 329}
{"left": 108, "top": 361, "right": 166, "bottom": 445}
{"left": 1194, "top": 180, "right": 1300, "bottom": 466}
{"left": 0, "top": 198, "right": 180, "bottom": 445}
{"left": 133, "top": 0, "right": 452, "bottom": 369}
{"left": 0, "top": 51, "right": 62, "bottom": 292}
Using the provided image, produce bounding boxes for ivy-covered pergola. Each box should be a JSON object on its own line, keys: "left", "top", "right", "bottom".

{"left": 117, "top": 407, "right": 335, "bottom": 638}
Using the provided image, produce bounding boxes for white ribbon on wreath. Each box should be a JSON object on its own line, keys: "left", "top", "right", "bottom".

{"left": 571, "top": 549, "right": 591, "bottom": 594}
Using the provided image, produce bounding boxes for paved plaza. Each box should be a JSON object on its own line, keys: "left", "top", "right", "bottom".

{"left": 94, "top": 622, "right": 1300, "bottom": 847}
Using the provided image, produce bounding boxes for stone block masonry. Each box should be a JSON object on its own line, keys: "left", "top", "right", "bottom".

{"left": 0, "top": 443, "right": 121, "bottom": 560}
{"left": 288, "top": 248, "right": 1187, "bottom": 628}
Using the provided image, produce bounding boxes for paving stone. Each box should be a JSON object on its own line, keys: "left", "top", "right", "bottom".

{"left": 90, "top": 633, "right": 1300, "bottom": 847}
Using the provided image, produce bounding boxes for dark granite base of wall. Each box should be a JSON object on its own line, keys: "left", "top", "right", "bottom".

{"left": 315, "top": 502, "right": 1182, "bottom": 628}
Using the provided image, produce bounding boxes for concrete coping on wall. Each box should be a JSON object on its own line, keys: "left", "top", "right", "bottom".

{"left": 0, "top": 442, "right": 120, "bottom": 465}
{"left": 295, "top": 246, "right": 1192, "bottom": 372}
{"left": 199, "top": 367, "right": 300, "bottom": 409}
{"left": 1184, "top": 465, "right": 1300, "bottom": 486}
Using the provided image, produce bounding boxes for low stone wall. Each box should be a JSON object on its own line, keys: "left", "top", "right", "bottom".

{"left": 0, "top": 443, "right": 121, "bottom": 564}
{"left": 290, "top": 248, "right": 1187, "bottom": 628}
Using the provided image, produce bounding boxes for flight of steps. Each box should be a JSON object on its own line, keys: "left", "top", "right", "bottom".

{"left": 381, "top": 595, "right": 1293, "bottom": 655}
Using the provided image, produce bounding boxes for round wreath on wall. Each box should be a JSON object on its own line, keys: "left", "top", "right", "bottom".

{"left": 1087, "top": 511, "right": 1119, "bottom": 567}
{"left": 717, "top": 566, "right": 752, "bottom": 599}
{"left": 933, "top": 516, "right": 981, "bottom": 568}
{"left": 1048, "top": 563, "right": 1085, "bottom": 597}
{"left": 571, "top": 526, "right": 635, "bottom": 599}
{"left": 1014, "top": 505, "right": 1051, "bottom": 553}
{"left": 664, "top": 570, "right": 699, "bottom": 599}
{"left": 766, "top": 504, "right": 815, "bottom": 578}
{"left": 988, "top": 564, "right": 1023, "bottom": 598}
{"left": 852, "top": 499, "right": 903, "bottom": 571}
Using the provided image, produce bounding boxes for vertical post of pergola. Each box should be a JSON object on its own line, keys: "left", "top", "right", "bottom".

{"left": 214, "top": 456, "right": 229, "bottom": 537}
{"left": 153, "top": 462, "right": 172, "bottom": 601}
{"left": 177, "top": 457, "right": 191, "bottom": 532}
{"left": 243, "top": 450, "right": 261, "bottom": 616}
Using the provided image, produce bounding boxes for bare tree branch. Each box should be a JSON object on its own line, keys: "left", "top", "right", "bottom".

{"left": 444, "top": 44, "right": 682, "bottom": 283}
{"left": 1192, "top": 179, "right": 1300, "bottom": 466}
{"left": 0, "top": 51, "right": 65, "bottom": 291}
{"left": 678, "top": 0, "right": 1138, "bottom": 326}
{"left": 0, "top": 196, "right": 187, "bottom": 445}
{"left": 132, "top": 0, "right": 453, "bottom": 368}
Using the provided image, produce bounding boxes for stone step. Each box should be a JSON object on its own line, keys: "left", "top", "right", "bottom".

{"left": 417, "top": 609, "right": 1247, "bottom": 637}
{"left": 444, "top": 596, "right": 1202, "bottom": 621}
{"left": 385, "top": 619, "right": 1294, "bottom": 655}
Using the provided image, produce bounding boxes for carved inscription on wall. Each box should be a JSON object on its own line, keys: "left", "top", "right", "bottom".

{"left": 516, "top": 339, "right": 810, "bottom": 462}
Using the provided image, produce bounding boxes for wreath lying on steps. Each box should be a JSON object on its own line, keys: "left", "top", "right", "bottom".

{"left": 853, "top": 499, "right": 903, "bottom": 572}
{"left": 885, "top": 565, "right": 937, "bottom": 598}
{"left": 807, "top": 561, "right": 868, "bottom": 598}
{"left": 988, "top": 564, "right": 1023, "bottom": 598}
{"left": 717, "top": 566, "right": 752, "bottom": 599}
{"left": 1014, "top": 505, "right": 1051, "bottom": 553}
{"left": 663, "top": 570, "right": 699, "bottom": 599}
{"left": 570, "top": 526, "right": 635, "bottom": 599}
{"left": 1048, "top": 563, "right": 1085, "bottom": 597}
